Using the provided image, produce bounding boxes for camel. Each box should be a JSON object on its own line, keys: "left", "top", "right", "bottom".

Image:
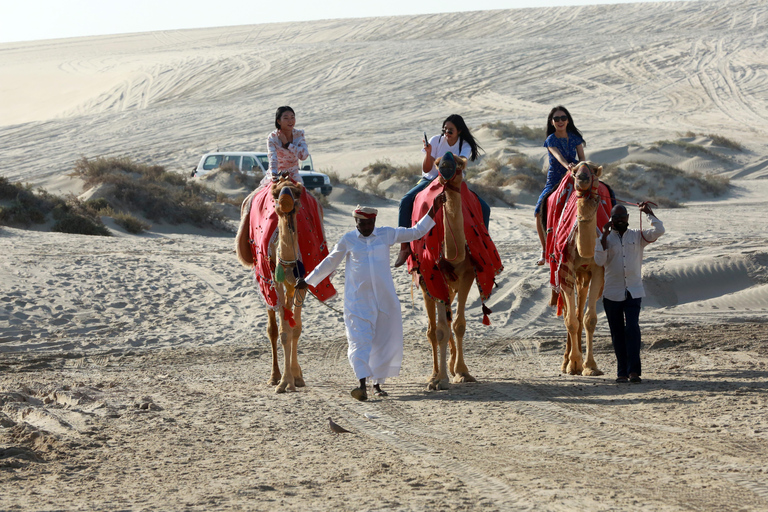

{"left": 419, "top": 155, "right": 485, "bottom": 391}
{"left": 549, "top": 161, "right": 607, "bottom": 376}
{"left": 236, "top": 178, "right": 308, "bottom": 393}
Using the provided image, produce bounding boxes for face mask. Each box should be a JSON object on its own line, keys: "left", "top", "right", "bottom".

{"left": 613, "top": 221, "right": 629, "bottom": 232}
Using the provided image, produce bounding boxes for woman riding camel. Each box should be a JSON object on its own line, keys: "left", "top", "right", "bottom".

{"left": 535, "top": 106, "right": 585, "bottom": 266}
{"left": 394, "top": 114, "right": 488, "bottom": 267}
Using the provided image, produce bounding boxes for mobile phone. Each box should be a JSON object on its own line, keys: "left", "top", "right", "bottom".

{"left": 423, "top": 132, "right": 429, "bottom": 145}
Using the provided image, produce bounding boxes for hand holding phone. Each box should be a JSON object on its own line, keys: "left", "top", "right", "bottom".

{"left": 423, "top": 132, "right": 429, "bottom": 146}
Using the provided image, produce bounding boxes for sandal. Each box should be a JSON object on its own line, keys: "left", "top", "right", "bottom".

{"left": 615, "top": 376, "right": 629, "bottom": 383}
{"left": 536, "top": 252, "right": 546, "bottom": 266}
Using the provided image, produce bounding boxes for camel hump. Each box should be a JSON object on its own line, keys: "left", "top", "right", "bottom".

{"left": 235, "top": 193, "right": 255, "bottom": 267}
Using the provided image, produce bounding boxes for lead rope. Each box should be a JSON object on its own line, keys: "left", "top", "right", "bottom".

{"left": 614, "top": 198, "right": 658, "bottom": 244}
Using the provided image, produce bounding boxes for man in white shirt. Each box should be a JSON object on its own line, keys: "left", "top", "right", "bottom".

{"left": 296, "top": 194, "right": 446, "bottom": 401}
{"left": 594, "top": 202, "right": 665, "bottom": 383}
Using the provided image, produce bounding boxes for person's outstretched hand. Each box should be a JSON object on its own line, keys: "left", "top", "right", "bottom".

{"left": 638, "top": 201, "right": 655, "bottom": 216}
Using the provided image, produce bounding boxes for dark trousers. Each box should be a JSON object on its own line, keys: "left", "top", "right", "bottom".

{"left": 603, "top": 292, "right": 642, "bottom": 377}
{"left": 398, "top": 178, "right": 491, "bottom": 229}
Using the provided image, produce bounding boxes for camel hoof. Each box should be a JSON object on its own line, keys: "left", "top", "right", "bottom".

{"left": 582, "top": 368, "right": 604, "bottom": 377}
{"left": 566, "top": 364, "right": 582, "bottom": 375}
{"left": 428, "top": 378, "right": 450, "bottom": 391}
{"left": 452, "top": 373, "right": 477, "bottom": 384}
{"left": 560, "top": 363, "right": 568, "bottom": 374}
{"left": 294, "top": 376, "right": 305, "bottom": 388}
{"left": 275, "top": 383, "right": 287, "bottom": 394}
{"left": 268, "top": 375, "right": 281, "bottom": 386}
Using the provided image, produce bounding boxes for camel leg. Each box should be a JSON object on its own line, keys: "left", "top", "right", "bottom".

{"left": 428, "top": 302, "right": 451, "bottom": 391}
{"left": 267, "top": 309, "right": 281, "bottom": 385}
{"left": 275, "top": 306, "right": 296, "bottom": 394}
{"left": 446, "top": 292, "right": 457, "bottom": 376}
{"left": 582, "top": 268, "right": 604, "bottom": 376}
{"left": 422, "top": 289, "right": 440, "bottom": 383}
{"left": 291, "top": 304, "right": 305, "bottom": 387}
{"left": 451, "top": 276, "right": 476, "bottom": 383}
{"left": 563, "top": 288, "right": 583, "bottom": 375}
{"left": 560, "top": 294, "right": 571, "bottom": 373}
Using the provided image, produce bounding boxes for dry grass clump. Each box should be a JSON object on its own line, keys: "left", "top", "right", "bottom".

{"left": 482, "top": 120, "right": 546, "bottom": 142}
{"left": 706, "top": 134, "right": 744, "bottom": 152}
{"left": 601, "top": 160, "right": 730, "bottom": 207}
{"left": 0, "top": 178, "right": 111, "bottom": 235}
{"left": 322, "top": 169, "right": 342, "bottom": 186}
{"left": 359, "top": 159, "right": 420, "bottom": 197}
{"left": 73, "top": 156, "right": 226, "bottom": 227}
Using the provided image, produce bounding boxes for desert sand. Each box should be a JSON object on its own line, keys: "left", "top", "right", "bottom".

{"left": 2, "top": 0, "right": 768, "bottom": 510}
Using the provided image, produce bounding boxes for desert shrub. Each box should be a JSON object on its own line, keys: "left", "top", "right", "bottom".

{"left": 50, "top": 196, "right": 111, "bottom": 236}
{"left": 482, "top": 121, "right": 546, "bottom": 142}
{"left": 73, "top": 156, "right": 225, "bottom": 227}
{"left": 359, "top": 159, "right": 420, "bottom": 198}
{"left": 324, "top": 170, "right": 342, "bottom": 185}
{"left": 0, "top": 180, "right": 62, "bottom": 227}
{"left": 112, "top": 212, "right": 151, "bottom": 234}
{"left": 483, "top": 157, "right": 503, "bottom": 173}
{"left": 707, "top": 133, "right": 743, "bottom": 152}
{"left": 601, "top": 160, "right": 729, "bottom": 207}
{"left": 84, "top": 197, "right": 112, "bottom": 212}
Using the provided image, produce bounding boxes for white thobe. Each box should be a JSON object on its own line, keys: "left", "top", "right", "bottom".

{"left": 304, "top": 214, "right": 436, "bottom": 383}
{"left": 594, "top": 214, "right": 665, "bottom": 301}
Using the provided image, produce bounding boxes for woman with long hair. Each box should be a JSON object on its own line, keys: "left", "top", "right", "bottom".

{"left": 394, "top": 114, "right": 488, "bottom": 267}
{"left": 534, "top": 106, "right": 585, "bottom": 265}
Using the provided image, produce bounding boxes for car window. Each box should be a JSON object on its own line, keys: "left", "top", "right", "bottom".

{"left": 299, "top": 156, "right": 313, "bottom": 171}
{"left": 242, "top": 156, "right": 255, "bottom": 172}
{"left": 203, "top": 155, "right": 223, "bottom": 170}
{"left": 256, "top": 155, "right": 269, "bottom": 172}
{"left": 223, "top": 155, "right": 240, "bottom": 167}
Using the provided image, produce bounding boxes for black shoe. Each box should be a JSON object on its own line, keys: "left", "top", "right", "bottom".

{"left": 615, "top": 376, "right": 629, "bottom": 383}
{"left": 629, "top": 374, "right": 642, "bottom": 383}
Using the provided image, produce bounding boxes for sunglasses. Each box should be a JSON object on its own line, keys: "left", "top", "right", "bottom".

{"left": 552, "top": 116, "right": 568, "bottom": 122}
{"left": 442, "top": 129, "right": 455, "bottom": 134}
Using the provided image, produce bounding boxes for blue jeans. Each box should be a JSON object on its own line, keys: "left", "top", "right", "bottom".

{"left": 603, "top": 292, "right": 642, "bottom": 377}
{"left": 398, "top": 178, "right": 491, "bottom": 229}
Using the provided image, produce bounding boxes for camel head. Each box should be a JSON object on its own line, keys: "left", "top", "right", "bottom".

{"left": 435, "top": 152, "right": 468, "bottom": 189}
{"left": 572, "top": 161, "right": 603, "bottom": 258}
{"left": 571, "top": 161, "right": 603, "bottom": 196}
{"left": 271, "top": 177, "right": 304, "bottom": 218}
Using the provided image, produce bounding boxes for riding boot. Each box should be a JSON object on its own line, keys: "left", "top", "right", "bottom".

{"left": 394, "top": 242, "right": 412, "bottom": 267}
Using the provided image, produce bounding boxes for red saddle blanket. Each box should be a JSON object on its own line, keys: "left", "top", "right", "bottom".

{"left": 546, "top": 174, "right": 612, "bottom": 292}
{"left": 248, "top": 185, "right": 336, "bottom": 309}
{"left": 407, "top": 179, "right": 503, "bottom": 306}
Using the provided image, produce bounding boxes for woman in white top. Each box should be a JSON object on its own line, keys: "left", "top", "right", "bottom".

{"left": 259, "top": 106, "right": 310, "bottom": 188}
{"left": 394, "top": 114, "right": 488, "bottom": 267}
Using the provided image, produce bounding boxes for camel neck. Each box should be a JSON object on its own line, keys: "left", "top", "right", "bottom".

{"left": 443, "top": 187, "right": 466, "bottom": 262}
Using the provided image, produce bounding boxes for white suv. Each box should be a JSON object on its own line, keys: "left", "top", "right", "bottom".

{"left": 192, "top": 151, "right": 333, "bottom": 196}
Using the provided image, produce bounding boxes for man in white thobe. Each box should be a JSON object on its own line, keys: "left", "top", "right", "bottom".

{"left": 297, "top": 196, "right": 445, "bottom": 401}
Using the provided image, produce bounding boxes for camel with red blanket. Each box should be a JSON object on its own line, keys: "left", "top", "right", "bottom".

{"left": 236, "top": 177, "right": 335, "bottom": 393}
{"left": 408, "top": 153, "right": 503, "bottom": 390}
{"left": 546, "top": 161, "right": 611, "bottom": 376}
